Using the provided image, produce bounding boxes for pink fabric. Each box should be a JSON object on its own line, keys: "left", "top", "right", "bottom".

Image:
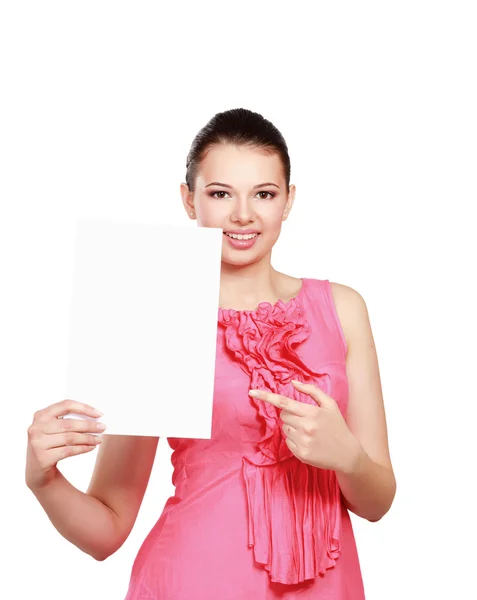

{"left": 125, "top": 278, "right": 365, "bottom": 599}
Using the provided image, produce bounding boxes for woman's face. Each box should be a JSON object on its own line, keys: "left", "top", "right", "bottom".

{"left": 180, "top": 143, "right": 295, "bottom": 266}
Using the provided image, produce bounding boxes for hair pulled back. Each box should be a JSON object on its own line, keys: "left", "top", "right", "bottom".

{"left": 185, "top": 108, "right": 291, "bottom": 193}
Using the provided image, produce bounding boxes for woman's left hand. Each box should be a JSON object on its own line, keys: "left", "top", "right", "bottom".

{"left": 249, "top": 379, "right": 361, "bottom": 473}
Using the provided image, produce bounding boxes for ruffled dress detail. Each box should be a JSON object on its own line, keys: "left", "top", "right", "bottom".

{"left": 218, "top": 292, "right": 343, "bottom": 585}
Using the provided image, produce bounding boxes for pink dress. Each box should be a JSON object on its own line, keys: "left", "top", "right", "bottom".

{"left": 125, "top": 278, "right": 365, "bottom": 599}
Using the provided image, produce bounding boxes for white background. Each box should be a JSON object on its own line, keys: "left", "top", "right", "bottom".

{"left": 1, "top": 1, "right": 476, "bottom": 599}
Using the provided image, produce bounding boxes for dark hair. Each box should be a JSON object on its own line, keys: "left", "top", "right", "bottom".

{"left": 185, "top": 108, "right": 291, "bottom": 193}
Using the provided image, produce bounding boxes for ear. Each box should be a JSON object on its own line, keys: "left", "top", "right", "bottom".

{"left": 283, "top": 184, "right": 296, "bottom": 221}
{"left": 180, "top": 183, "right": 195, "bottom": 220}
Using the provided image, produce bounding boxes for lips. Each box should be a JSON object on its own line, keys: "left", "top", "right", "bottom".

{"left": 224, "top": 231, "right": 260, "bottom": 249}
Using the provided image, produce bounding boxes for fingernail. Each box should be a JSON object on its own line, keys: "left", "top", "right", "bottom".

{"left": 96, "top": 422, "right": 107, "bottom": 431}
{"left": 291, "top": 380, "right": 302, "bottom": 385}
{"left": 249, "top": 390, "right": 260, "bottom": 397}
{"left": 92, "top": 409, "right": 103, "bottom": 416}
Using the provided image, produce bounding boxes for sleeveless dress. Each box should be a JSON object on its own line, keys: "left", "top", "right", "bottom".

{"left": 124, "top": 278, "right": 365, "bottom": 599}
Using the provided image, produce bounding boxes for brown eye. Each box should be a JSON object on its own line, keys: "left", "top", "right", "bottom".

{"left": 257, "top": 191, "right": 275, "bottom": 199}
{"left": 210, "top": 191, "right": 230, "bottom": 199}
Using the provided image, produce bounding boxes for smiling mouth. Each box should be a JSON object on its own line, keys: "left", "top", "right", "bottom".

{"left": 224, "top": 232, "right": 259, "bottom": 240}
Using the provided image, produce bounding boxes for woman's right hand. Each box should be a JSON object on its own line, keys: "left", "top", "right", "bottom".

{"left": 25, "top": 399, "right": 106, "bottom": 491}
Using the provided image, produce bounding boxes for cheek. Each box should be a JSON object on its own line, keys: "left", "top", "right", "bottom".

{"left": 260, "top": 204, "right": 285, "bottom": 225}
{"left": 263, "top": 214, "right": 284, "bottom": 238}
{"left": 197, "top": 203, "right": 227, "bottom": 227}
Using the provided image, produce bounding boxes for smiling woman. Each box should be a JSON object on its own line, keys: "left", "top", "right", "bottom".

{"left": 25, "top": 108, "right": 393, "bottom": 600}
{"left": 120, "top": 108, "right": 393, "bottom": 599}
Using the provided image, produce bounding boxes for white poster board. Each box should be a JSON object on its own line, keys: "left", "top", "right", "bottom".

{"left": 63, "top": 217, "right": 222, "bottom": 438}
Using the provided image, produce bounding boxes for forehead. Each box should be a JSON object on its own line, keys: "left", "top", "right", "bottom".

{"left": 197, "top": 144, "right": 283, "bottom": 184}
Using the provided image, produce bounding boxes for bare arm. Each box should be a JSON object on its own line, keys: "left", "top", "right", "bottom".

{"left": 331, "top": 282, "right": 396, "bottom": 521}
{"left": 30, "top": 467, "right": 125, "bottom": 561}
{"left": 86, "top": 434, "right": 159, "bottom": 558}
{"left": 27, "top": 400, "right": 159, "bottom": 561}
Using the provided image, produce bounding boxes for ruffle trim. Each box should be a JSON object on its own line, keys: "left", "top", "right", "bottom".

{"left": 242, "top": 458, "right": 342, "bottom": 584}
{"left": 218, "top": 287, "right": 343, "bottom": 584}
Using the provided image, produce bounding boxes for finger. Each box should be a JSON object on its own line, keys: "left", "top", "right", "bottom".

{"left": 249, "top": 389, "right": 311, "bottom": 416}
{"left": 284, "top": 432, "right": 299, "bottom": 453}
{"left": 43, "top": 418, "right": 106, "bottom": 436}
{"left": 278, "top": 411, "right": 303, "bottom": 428}
{"left": 35, "top": 431, "right": 103, "bottom": 451}
{"left": 35, "top": 400, "right": 103, "bottom": 422}
{"left": 281, "top": 421, "right": 298, "bottom": 437}
{"left": 47, "top": 444, "right": 100, "bottom": 464}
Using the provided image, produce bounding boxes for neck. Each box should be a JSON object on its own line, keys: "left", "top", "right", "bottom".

{"left": 219, "top": 262, "right": 284, "bottom": 310}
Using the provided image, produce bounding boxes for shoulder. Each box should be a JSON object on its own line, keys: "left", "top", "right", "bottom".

{"left": 328, "top": 281, "right": 365, "bottom": 307}
{"left": 328, "top": 281, "right": 370, "bottom": 349}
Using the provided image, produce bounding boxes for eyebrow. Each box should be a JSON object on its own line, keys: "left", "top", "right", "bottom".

{"left": 204, "top": 181, "right": 280, "bottom": 189}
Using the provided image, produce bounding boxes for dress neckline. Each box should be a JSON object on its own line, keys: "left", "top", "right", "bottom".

{"left": 218, "top": 277, "right": 307, "bottom": 316}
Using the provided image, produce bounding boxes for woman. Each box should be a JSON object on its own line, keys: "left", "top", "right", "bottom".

{"left": 25, "top": 108, "right": 396, "bottom": 599}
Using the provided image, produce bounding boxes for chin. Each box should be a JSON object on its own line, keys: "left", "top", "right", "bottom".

{"left": 221, "top": 255, "right": 259, "bottom": 266}
{"left": 221, "top": 248, "right": 259, "bottom": 263}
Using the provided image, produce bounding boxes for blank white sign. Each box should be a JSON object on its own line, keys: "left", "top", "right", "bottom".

{"left": 63, "top": 217, "right": 223, "bottom": 438}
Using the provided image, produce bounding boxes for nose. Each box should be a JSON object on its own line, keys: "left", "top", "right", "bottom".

{"left": 230, "top": 197, "right": 255, "bottom": 224}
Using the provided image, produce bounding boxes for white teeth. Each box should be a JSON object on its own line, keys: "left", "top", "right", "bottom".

{"left": 225, "top": 233, "right": 258, "bottom": 240}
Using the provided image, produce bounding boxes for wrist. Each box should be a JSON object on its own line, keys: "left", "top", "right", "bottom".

{"left": 27, "top": 466, "right": 62, "bottom": 495}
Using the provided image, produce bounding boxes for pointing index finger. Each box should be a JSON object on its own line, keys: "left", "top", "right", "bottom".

{"left": 249, "top": 389, "right": 309, "bottom": 416}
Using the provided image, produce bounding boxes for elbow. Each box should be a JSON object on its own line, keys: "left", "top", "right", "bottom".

{"left": 366, "top": 496, "right": 396, "bottom": 523}
{"left": 93, "top": 534, "right": 128, "bottom": 561}
{"left": 90, "top": 548, "right": 110, "bottom": 562}
{"left": 92, "top": 548, "right": 115, "bottom": 562}
{"left": 367, "top": 515, "right": 383, "bottom": 523}
{"left": 368, "top": 476, "right": 397, "bottom": 523}
{"left": 93, "top": 554, "right": 107, "bottom": 562}
{"left": 91, "top": 519, "right": 130, "bottom": 561}
{"left": 94, "top": 543, "right": 123, "bottom": 561}
{"left": 90, "top": 541, "right": 121, "bottom": 562}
